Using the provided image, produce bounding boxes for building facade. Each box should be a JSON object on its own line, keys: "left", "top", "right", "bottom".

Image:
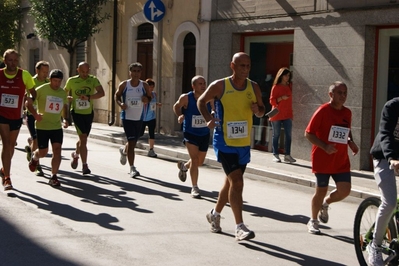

{"left": 16, "top": 0, "right": 399, "bottom": 170}
{"left": 208, "top": 1, "right": 399, "bottom": 170}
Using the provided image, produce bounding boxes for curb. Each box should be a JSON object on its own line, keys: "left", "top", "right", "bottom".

{"left": 64, "top": 128, "right": 379, "bottom": 200}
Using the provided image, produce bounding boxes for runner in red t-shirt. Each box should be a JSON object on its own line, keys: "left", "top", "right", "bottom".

{"left": 304, "top": 81, "right": 359, "bottom": 234}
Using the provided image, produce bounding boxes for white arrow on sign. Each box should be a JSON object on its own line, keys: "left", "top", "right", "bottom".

{"left": 149, "top": 1, "right": 164, "bottom": 21}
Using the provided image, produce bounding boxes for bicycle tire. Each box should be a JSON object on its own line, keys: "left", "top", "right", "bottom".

{"left": 353, "top": 196, "right": 397, "bottom": 266}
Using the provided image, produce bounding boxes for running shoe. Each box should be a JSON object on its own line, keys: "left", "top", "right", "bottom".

{"left": 206, "top": 209, "right": 222, "bottom": 233}
{"left": 3, "top": 177, "right": 12, "bottom": 191}
{"left": 119, "top": 147, "right": 127, "bottom": 165}
{"left": 367, "top": 242, "right": 384, "bottom": 266}
{"left": 36, "top": 165, "right": 45, "bottom": 176}
{"left": 307, "top": 219, "right": 321, "bottom": 234}
{"left": 82, "top": 164, "right": 91, "bottom": 175}
{"left": 319, "top": 204, "right": 329, "bottom": 223}
{"left": 29, "top": 158, "right": 39, "bottom": 172}
{"left": 147, "top": 149, "right": 157, "bottom": 158}
{"left": 191, "top": 187, "right": 201, "bottom": 198}
{"left": 235, "top": 224, "right": 255, "bottom": 241}
{"left": 130, "top": 167, "right": 140, "bottom": 178}
{"left": 48, "top": 175, "right": 61, "bottom": 187}
{"left": 71, "top": 152, "right": 79, "bottom": 169}
{"left": 25, "top": 145, "right": 32, "bottom": 162}
{"left": 177, "top": 161, "right": 187, "bottom": 182}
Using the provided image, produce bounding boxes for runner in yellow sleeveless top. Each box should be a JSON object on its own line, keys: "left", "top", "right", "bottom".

{"left": 198, "top": 52, "right": 265, "bottom": 241}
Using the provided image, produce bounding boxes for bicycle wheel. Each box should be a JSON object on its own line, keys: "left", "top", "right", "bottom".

{"left": 353, "top": 196, "right": 397, "bottom": 266}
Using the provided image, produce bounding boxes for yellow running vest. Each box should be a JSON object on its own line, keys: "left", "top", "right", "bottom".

{"left": 220, "top": 78, "right": 256, "bottom": 146}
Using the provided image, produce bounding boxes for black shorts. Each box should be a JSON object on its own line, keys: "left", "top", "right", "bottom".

{"left": 0, "top": 115, "right": 22, "bottom": 131}
{"left": 27, "top": 113, "right": 37, "bottom": 139}
{"left": 315, "top": 172, "right": 351, "bottom": 187}
{"left": 218, "top": 150, "right": 247, "bottom": 176}
{"left": 183, "top": 132, "right": 210, "bottom": 152}
{"left": 37, "top": 129, "right": 63, "bottom": 149}
{"left": 141, "top": 119, "right": 156, "bottom": 139}
{"left": 71, "top": 111, "right": 94, "bottom": 135}
{"left": 122, "top": 119, "right": 143, "bottom": 142}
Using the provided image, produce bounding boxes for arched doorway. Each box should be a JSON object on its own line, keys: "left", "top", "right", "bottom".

{"left": 182, "top": 33, "right": 196, "bottom": 93}
{"left": 137, "top": 23, "right": 153, "bottom": 80}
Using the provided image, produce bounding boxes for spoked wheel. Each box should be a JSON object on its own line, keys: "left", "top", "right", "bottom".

{"left": 353, "top": 197, "right": 397, "bottom": 266}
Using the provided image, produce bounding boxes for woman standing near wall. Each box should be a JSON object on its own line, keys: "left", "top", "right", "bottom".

{"left": 269, "top": 67, "right": 296, "bottom": 163}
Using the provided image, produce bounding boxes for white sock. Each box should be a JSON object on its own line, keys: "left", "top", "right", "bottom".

{"left": 212, "top": 209, "right": 220, "bottom": 216}
{"left": 236, "top": 223, "right": 243, "bottom": 229}
{"left": 33, "top": 150, "right": 39, "bottom": 161}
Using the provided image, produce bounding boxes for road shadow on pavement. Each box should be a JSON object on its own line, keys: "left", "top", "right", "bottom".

{"left": 245, "top": 203, "right": 309, "bottom": 224}
{"left": 0, "top": 211, "right": 79, "bottom": 266}
{"left": 239, "top": 240, "right": 347, "bottom": 266}
{"left": 12, "top": 189, "right": 123, "bottom": 231}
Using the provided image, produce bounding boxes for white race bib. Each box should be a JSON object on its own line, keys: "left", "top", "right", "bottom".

{"left": 45, "top": 96, "right": 63, "bottom": 114}
{"left": 191, "top": 115, "right": 207, "bottom": 128}
{"left": 328, "top": 125, "right": 349, "bottom": 144}
{"left": 127, "top": 97, "right": 143, "bottom": 109}
{"left": 150, "top": 102, "right": 156, "bottom": 111}
{"left": 0, "top": 93, "right": 18, "bottom": 108}
{"left": 227, "top": 121, "right": 248, "bottom": 139}
{"left": 75, "top": 98, "right": 90, "bottom": 110}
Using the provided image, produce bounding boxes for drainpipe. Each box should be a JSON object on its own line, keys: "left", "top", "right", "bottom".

{"left": 156, "top": 20, "right": 163, "bottom": 133}
{"left": 108, "top": 0, "right": 118, "bottom": 126}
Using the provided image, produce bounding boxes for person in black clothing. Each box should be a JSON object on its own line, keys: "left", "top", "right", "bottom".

{"left": 368, "top": 97, "right": 399, "bottom": 266}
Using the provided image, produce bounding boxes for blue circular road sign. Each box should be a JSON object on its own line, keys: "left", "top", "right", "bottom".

{"left": 143, "top": 0, "right": 166, "bottom": 23}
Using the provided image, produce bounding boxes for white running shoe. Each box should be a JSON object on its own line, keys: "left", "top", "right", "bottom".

{"left": 130, "top": 167, "right": 140, "bottom": 178}
{"left": 206, "top": 210, "right": 222, "bottom": 233}
{"left": 119, "top": 147, "right": 127, "bottom": 165}
{"left": 307, "top": 219, "right": 320, "bottom": 234}
{"left": 235, "top": 224, "right": 255, "bottom": 241}
{"left": 191, "top": 187, "right": 201, "bottom": 198}
{"left": 177, "top": 161, "right": 187, "bottom": 182}
{"left": 367, "top": 242, "right": 384, "bottom": 266}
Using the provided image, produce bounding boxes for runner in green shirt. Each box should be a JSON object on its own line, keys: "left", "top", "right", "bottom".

{"left": 64, "top": 62, "right": 105, "bottom": 175}
{"left": 26, "top": 69, "right": 69, "bottom": 187}
{"left": 25, "top": 60, "right": 50, "bottom": 176}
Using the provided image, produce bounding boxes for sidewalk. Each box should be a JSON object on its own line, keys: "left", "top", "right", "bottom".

{"left": 64, "top": 122, "right": 381, "bottom": 199}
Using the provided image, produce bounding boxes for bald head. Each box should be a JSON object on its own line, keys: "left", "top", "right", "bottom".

{"left": 232, "top": 52, "right": 250, "bottom": 64}
{"left": 230, "top": 52, "right": 251, "bottom": 79}
{"left": 77, "top": 62, "right": 90, "bottom": 79}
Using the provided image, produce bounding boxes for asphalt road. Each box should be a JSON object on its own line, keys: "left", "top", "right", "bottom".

{"left": 0, "top": 127, "right": 364, "bottom": 266}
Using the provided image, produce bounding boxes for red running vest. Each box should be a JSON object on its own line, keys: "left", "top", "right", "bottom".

{"left": 0, "top": 69, "right": 26, "bottom": 119}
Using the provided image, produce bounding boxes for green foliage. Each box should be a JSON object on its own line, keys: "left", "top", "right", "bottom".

{"left": 29, "top": 0, "right": 111, "bottom": 53}
{"left": 0, "top": 0, "right": 22, "bottom": 59}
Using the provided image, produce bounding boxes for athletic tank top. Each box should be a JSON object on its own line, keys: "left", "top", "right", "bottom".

{"left": 213, "top": 77, "right": 256, "bottom": 147}
{"left": 182, "top": 91, "right": 209, "bottom": 136}
{"left": 0, "top": 69, "right": 26, "bottom": 119}
{"left": 143, "top": 91, "right": 157, "bottom": 121}
{"left": 121, "top": 79, "right": 145, "bottom": 121}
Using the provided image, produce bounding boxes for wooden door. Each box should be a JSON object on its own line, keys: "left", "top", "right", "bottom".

{"left": 137, "top": 43, "right": 153, "bottom": 80}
